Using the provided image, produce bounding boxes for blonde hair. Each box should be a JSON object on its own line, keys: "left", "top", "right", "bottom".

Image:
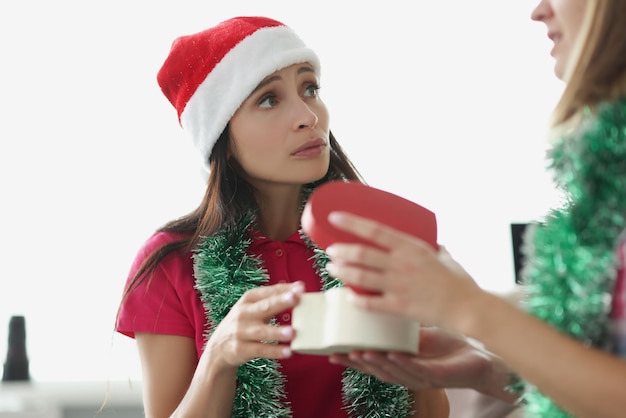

{"left": 551, "top": 0, "right": 626, "bottom": 131}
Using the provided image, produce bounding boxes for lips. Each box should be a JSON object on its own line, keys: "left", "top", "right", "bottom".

{"left": 547, "top": 31, "right": 562, "bottom": 44}
{"left": 292, "top": 138, "right": 327, "bottom": 156}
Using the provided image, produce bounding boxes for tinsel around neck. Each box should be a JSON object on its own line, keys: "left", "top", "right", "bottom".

{"left": 192, "top": 184, "right": 413, "bottom": 417}
{"left": 518, "top": 98, "right": 626, "bottom": 417}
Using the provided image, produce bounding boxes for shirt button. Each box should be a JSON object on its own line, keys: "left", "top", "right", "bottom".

{"left": 276, "top": 249, "right": 284, "bottom": 257}
{"left": 282, "top": 313, "right": 291, "bottom": 322}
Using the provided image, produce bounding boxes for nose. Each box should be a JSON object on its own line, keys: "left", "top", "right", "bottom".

{"left": 531, "top": 0, "right": 552, "bottom": 22}
{"left": 294, "top": 99, "right": 318, "bottom": 130}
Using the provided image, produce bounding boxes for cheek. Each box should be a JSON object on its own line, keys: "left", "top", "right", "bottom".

{"left": 316, "top": 104, "right": 331, "bottom": 133}
{"left": 230, "top": 121, "right": 272, "bottom": 156}
{"left": 230, "top": 133, "right": 280, "bottom": 172}
{"left": 560, "top": 0, "right": 586, "bottom": 38}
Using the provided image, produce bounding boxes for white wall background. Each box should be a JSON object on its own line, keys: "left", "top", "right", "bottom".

{"left": 0, "top": 0, "right": 564, "bottom": 383}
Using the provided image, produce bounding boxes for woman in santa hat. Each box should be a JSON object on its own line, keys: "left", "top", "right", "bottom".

{"left": 115, "top": 16, "right": 449, "bottom": 418}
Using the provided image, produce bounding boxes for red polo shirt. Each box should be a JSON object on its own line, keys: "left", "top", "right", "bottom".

{"left": 116, "top": 230, "right": 347, "bottom": 417}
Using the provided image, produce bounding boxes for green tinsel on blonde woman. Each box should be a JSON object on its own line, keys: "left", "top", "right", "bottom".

{"left": 515, "top": 98, "right": 626, "bottom": 417}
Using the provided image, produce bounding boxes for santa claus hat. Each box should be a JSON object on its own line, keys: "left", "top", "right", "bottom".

{"left": 157, "top": 16, "right": 321, "bottom": 167}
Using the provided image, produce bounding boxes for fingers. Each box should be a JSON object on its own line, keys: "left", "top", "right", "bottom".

{"left": 244, "top": 341, "right": 293, "bottom": 359}
{"left": 328, "top": 211, "right": 406, "bottom": 250}
{"left": 325, "top": 262, "right": 385, "bottom": 293}
{"left": 328, "top": 211, "right": 431, "bottom": 254}
{"left": 326, "top": 212, "right": 433, "bottom": 279}
{"left": 328, "top": 353, "right": 362, "bottom": 370}
{"left": 211, "top": 282, "right": 305, "bottom": 365}
{"left": 321, "top": 265, "right": 408, "bottom": 316}
{"left": 242, "top": 281, "right": 304, "bottom": 304}
{"left": 244, "top": 318, "right": 294, "bottom": 343}
{"left": 223, "top": 338, "right": 293, "bottom": 364}
{"left": 418, "top": 327, "right": 468, "bottom": 356}
{"left": 330, "top": 351, "right": 431, "bottom": 389}
{"left": 329, "top": 352, "right": 393, "bottom": 380}
{"left": 239, "top": 282, "right": 303, "bottom": 343}
{"left": 240, "top": 281, "right": 304, "bottom": 320}
{"left": 365, "top": 354, "right": 429, "bottom": 388}
{"left": 223, "top": 318, "right": 295, "bottom": 363}
{"left": 326, "top": 241, "right": 388, "bottom": 271}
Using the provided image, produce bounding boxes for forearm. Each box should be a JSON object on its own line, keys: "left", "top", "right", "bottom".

{"left": 170, "top": 354, "right": 237, "bottom": 418}
{"left": 475, "top": 287, "right": 525, "bottom": 402}
{"left": 411, "top": 389, "right": 449, "bottom": 418}
{"left": 455, "top": 292, "right": 626, "bottom": 418}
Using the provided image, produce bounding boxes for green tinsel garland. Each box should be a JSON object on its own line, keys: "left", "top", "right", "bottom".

{"left": 516, "top": 98, "right": 626, "bottom": 417}
{"left": 193, "top": 186, "right": 412, "bottom": 417}
{"left": 194, "top": 215, "right": 291, "bottom": 417}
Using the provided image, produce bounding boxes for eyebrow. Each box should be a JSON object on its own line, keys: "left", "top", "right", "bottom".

{"left": 250, "top": 65, "right": 316, "bottom": 95}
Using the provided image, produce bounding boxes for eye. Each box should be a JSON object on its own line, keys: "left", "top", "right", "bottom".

{"left": 258, "top": 94, "right": 278, "bottom": 108}
{"left": 304, "top": 83, "right": 321, "bottom": 98}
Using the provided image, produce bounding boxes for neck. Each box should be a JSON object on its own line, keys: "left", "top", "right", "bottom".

{"left": 254, "top": 185, "right": 303, "bottom": 240}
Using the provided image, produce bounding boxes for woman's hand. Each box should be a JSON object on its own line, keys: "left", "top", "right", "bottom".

{"left": 324, "top": 211, "right": 484, "bottom": 329}
{"left": 205, "top": 281, "right": 304, "bottom": 368}
{"left": 330, "top": 326, "right": 508, "bottom": 396}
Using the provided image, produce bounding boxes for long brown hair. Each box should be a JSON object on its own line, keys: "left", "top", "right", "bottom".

{"left": 120, "top": 127, "right": 364, "bottom": 299}
{"left": 552, "top": 0, "right": 626, "bottom": 129}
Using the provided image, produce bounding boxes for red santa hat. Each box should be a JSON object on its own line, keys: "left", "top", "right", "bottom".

{"left": 157, "top": 16, "right": 321, "bottom": 167}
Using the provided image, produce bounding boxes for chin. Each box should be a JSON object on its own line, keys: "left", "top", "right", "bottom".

{"left": 301, "top": 167, "right": 330, "bottom": 185}
{"left": 553, "top": 56, "right": 569, "bottom": 81}
{"left": 554, "top": 65, "right": 565, "bottom": 80}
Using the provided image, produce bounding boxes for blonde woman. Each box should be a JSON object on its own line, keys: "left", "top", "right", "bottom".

{"left": 326, "top": 1, "right": 626, "bottom": 417}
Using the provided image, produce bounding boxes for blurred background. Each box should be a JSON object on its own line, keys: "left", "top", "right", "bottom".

{"left": 0, "top": 0, "right": 563, "bottom": 415}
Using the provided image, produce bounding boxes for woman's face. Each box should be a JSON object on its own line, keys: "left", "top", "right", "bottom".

{"left": 531, "top": 0, "right": 588, "bottom": 79}
{"left": 228, "top": 63, "right": 330, "bottom": 190}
